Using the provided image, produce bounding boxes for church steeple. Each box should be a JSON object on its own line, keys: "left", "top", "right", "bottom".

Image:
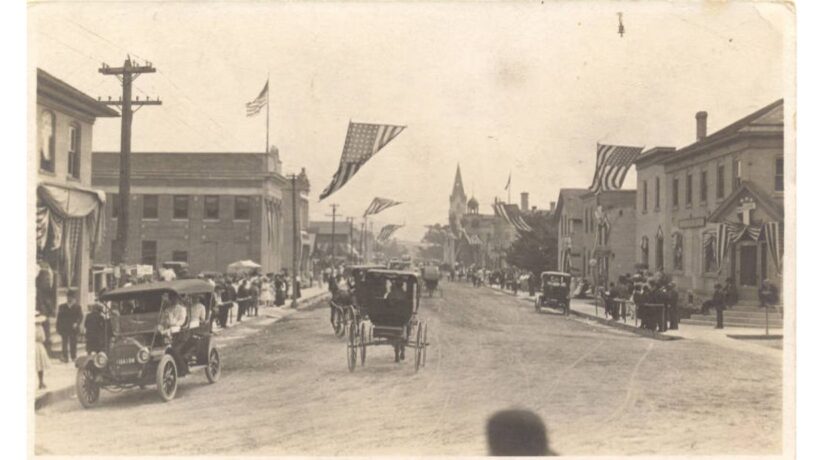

{"left": 451, "top": 164, "right": 466, "bottom": 201}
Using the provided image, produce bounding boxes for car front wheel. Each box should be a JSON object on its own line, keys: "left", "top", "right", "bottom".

{"left": 76, "top": 365, "right": 100, "bottom": 409}
{"left": 205, "top": 347, "right": 221, "bottom": 383}
{"left": 156, "top": 354, "right": 178, "bottom": 402}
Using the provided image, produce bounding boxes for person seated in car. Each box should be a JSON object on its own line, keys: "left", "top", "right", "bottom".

{"left": 189, "top": 295, "right": 207, "bottom": 329}
{"left": 158, "top": 293, "right": 188, "bottom": 336}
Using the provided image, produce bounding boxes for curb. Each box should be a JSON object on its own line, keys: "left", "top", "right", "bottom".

{"left": 484, "top": 284, "right": 679, "bottom": 342}
{"left": 35, "top": 291, "right": 332, "bottom": 411}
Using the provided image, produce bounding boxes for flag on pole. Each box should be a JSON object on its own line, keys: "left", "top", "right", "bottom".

{"left": 320, "top": 122, "right": 406, "bottom": 201}
{"left": 377, "top": 224, "right": 403, "bottom": 243}
{"left": 587, "top": 143, "right": 644, "bottom": 193}
{"left": 363, "top": 197, "right": 402, "bottom": 217}
{"left": 504, "top": 172, "right": 511, "bottom": 191}
{"left": 246, "top": 81, "right": 269, "bottom": 117}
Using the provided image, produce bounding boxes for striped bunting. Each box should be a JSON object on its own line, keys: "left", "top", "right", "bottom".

{"left": 493, "top": 202, "right": 532, "bottom": 232}
{"left": 246, "top": 80, "right": 269, "bottom": 117}
{"left": 587, "top": 143, "right": 645, "bottom": 194}
{"left": 763, "top": 221, "right": 782, "bottom": 275}
{"left": 377, "top": 224, "right": 403, "bottom": 243}
{"left": 363, "top": 197, "right": 402, "bottom": 217}
{"left": 320, "top": 122, "right": 406, "bottom": 201}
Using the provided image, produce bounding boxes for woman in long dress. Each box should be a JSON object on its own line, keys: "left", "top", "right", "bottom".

{"left": 35, "top": 313, "right": 50, "bottom": 390}
{"left": 259, "top": 276, "right": 274, "bottom": 308}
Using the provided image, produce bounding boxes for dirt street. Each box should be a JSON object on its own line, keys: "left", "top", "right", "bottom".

{"left": 35, "top": 282, "right": 782, "bottom": 456}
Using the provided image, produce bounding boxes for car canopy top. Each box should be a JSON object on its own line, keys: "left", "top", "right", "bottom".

{"left": 100, "top": 279, "right": 214, "bottom": 301}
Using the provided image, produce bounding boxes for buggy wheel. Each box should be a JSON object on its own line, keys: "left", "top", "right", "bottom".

{"left": 156, "top": 354, "right": 178, "bottom": 402}
{"left": 421, "top": 322, "right": 428, "bottom": 368}
{"left": 414, "top": 323, "right": 424, "bottom": 372}
{"left": 346, "top": 322, "right": 358, "bottom": 372}
{"left": 332, "top": 308, "right": 345, "bottom": 338}
{"left": 359, "top": 323, "right": 367, "bottom": 366}
{"left": 205, "top": 347, "right": 221, "bottom": 383}
{"left": 75, "top": 365, "right": 100, "bottom": 409}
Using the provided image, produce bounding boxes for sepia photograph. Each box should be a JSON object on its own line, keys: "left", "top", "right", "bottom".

{"left": 24, "top": 0, "right": 795, "bottom": 457}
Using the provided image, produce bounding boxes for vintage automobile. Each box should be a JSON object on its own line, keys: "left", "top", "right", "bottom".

{"left": 74, "top": 280, "right": 221, "bottom": 408}
{"left": 346, "top": 269, "right": 428, "bottom": 372}
{"left": 534, "top": 271, "right": 572, "bottom": 314}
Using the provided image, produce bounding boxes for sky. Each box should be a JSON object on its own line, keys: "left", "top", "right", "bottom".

{"left": 29, "top": 1, "right": 791, "bottom": 242}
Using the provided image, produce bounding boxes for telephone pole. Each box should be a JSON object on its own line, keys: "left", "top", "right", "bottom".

{"left": 98, "top": 56, "right": 161, "bottom": 265}
{"left": 289, "top": 174, "right": 299, "bottom": 308}
{"left": 326, "top": 204, "right": 339, "bottom": 265}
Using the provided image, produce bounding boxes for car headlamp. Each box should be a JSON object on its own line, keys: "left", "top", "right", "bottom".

{"left": 93, "top": 352, "right": 108, "bottom": 368}
{"left": 136, "top": 347, "right": 150, "bottom": 364}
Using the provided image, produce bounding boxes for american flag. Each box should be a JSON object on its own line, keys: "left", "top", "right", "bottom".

{"left": 246, "top": 81, "right": 268, "bottom": 117}
{"left": 377, "top": 224, "right": 403, "bottom": 243}
{"left": 587, "top": 143, "right": 644, "bottom": 194}
{"left": 319, "top": 122, "right": 406, "bottom": 201}
{"left": 363, "top": 197, "right": 402, "bottom": 217}
{"left": 493, "top": 201, "right": 532, "bottom": 232}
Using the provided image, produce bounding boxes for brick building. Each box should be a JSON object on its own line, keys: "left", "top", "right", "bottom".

{"left": 634, "top": 99, "right": 784, "bottom": 302}
{"left": 35, "top": 69, "right": 119, "bottom": 308}
{"left": 555, "top": 188, "right": 587, "bottom": 276}
{"left": 91, "top": 148, "right": 308, "bottom": 275}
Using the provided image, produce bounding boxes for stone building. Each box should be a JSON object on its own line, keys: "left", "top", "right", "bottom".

{"left": 35, "top": 68, "right": 119, "bottom": 308}
{"left": 579, "top": 190, "right": 637, "bottom": 286}
{"left": 555, "top": 188, "right": 588, "bottom": 276}
{"left": 91, "top": 148, "right": 308, "bottom": 275}
{"left": 634, "top": 99, "right": 784, "bottom": 302}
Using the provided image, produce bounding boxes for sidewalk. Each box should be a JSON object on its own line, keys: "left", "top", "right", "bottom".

{"left": 34, "top": 286, "right": 331, "bottom": 411}
{"left": 483, "top": 283, "right": 783, "bottom": 355}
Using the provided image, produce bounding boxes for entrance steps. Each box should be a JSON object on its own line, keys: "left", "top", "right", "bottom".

{"left": 681, "top": 305, "right": 783, "bottom": 329}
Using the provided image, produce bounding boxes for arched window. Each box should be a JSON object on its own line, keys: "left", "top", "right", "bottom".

{"left": 68, "top": 122, "right": 81, "bottom": 179}
{"left": 39, "top": 110, "right": 56, "bottom": 173}
{"left": 672, "top": 232, "right": 684, "bottom": 271}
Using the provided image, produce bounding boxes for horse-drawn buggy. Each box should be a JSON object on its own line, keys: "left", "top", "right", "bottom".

{"left": 345, "top": 269, "right": 429, "bottom": 372}
{"left": 329, "top": 264, "right": 383, "bottom": 337}
{"left": 535, "top": 271, "right": 572, "bottom": 315}
{"left": 421, "top": 265, "right": 442, "bottom": 297}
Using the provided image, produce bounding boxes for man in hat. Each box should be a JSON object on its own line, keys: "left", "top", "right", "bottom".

{"left": 84, "top": 303, "right": 108, "bottom": 354}
{"left": 56, "top": 289, "right": 83, "bottom": 362}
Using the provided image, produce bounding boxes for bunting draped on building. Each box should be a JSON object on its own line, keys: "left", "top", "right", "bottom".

{"left": 561, "top": 247, "right": 572, "bottom": 273}
{"left": 593, "top": 205, "right": 611, "bottom": 247}
{"left": 36, "top": 183, "right": 106, "bottom": 284}
{"left": 377, "top": 224, "right": 403, "bottom": 243}
{"left": 320, "top": 122, "right": 406, "bottom": 200}
{"left": 263, "top": 198, "right": 282, "bottom": 245}
{"left": 763, "top": 221, "right": 783, "bottom": 275}
{"left": 363, "top": 197, "right": 402, "bottom": 217}
{"left": 715, "top": 221, "right": 783, "bottom": 273}
{"left": 493, "top": 201, "right": 532, "bottom": 232}
{"left": 587, "top": 143, "right": 645, "bottom": 194}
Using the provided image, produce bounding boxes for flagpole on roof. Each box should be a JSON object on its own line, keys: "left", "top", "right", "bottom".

{"left": 265, "top": 72, "right": 270, "bottom": 153}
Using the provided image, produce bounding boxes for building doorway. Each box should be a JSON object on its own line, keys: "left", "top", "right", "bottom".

{"left": 732, "top": 241, "right": 760, "bottom": 301}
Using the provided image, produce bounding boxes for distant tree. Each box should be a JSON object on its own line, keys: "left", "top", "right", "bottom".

{"left": 505, "top": 213, "right": 558, "bottom": 275}
{"left": 418, "top": 223, "right": 448, "bottom": 261}
{"left": 377, "top": 239, "right": 408, "bottom": 259}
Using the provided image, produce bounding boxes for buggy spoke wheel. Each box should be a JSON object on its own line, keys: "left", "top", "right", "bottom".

{"left": 359, "top": 323, "right": 367, "bottom": 366}
{"left": 75, "top": 366, "right": 100, "bottom": 409}
{"left": 346, "top": 322, "right": 358, "bottom": 372}
{"left": 414, "top": 323, "right": 423, "bottom": 372}
{"left": 421, "top": 322, "right": 428, "bottom": 368}
{"left": 156, "top": 355, "right": 178, "bottom": 402}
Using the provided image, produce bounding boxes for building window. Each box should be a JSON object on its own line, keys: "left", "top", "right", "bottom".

{"left": 173, "top": 195, "right": 189, "bottom": 220}
{"left": 642, "top": 180, "right": 648, "bottom": 212}
{"left": 703, "top": 233, "right": 718, "bottom": 273}
{"left": 143, "top": 195, "right": 158, "bottom": 220}
{"left": 733, "top": 159, "right": 742, "bottom": 188}
{"left": 717, "top": 164, "right": 725, "bottom": 199}
{"left": 67, "top": 124, "right": 81, "bottom": 179}
{"left": 775, "top": 157, "right": 784, "bottom": 191}
{"left": 39, "top": 110, "right": 56, "bottom": 173}
{"left": 654, "top": 177, "right": 660, "bottom": 210}
{"left": 672, "top": 178, "right": 679, "bottom": 207}
{"left": 171, "top": 250, "right": 188, "bottom": 263}
{"left": 655, "top": 230, "right": 664, "bottom": 271}
{"left": 204, "top": 195, "right": 220, "bottom": 220}
{"left": 700, "top": 171, "right": 707, "bottom": 203}
{"left": 234, "top": 196, "right": 251, "bottom": 220}
{"left": 673, "top": 232, "right": 684, "bottom": 271}
{"left": 141, "top": 240, "right": 157, "bottom": 267}
{"left": 685, "top": 174, "right": 693, "bottom": 206}
{"left": 111, "top": 193, "right": 119, "bottom": 218}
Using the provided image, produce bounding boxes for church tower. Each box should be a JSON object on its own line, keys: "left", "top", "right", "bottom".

{"left": 449, "top": 164, "right": 467, "bottom": 230}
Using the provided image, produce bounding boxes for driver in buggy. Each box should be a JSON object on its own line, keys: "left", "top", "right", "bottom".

{"left": 157, "top": 293, "right": 192, "bottom": 376}
{"left": 384, "top": 279, "right": 410, "bottom": 362}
